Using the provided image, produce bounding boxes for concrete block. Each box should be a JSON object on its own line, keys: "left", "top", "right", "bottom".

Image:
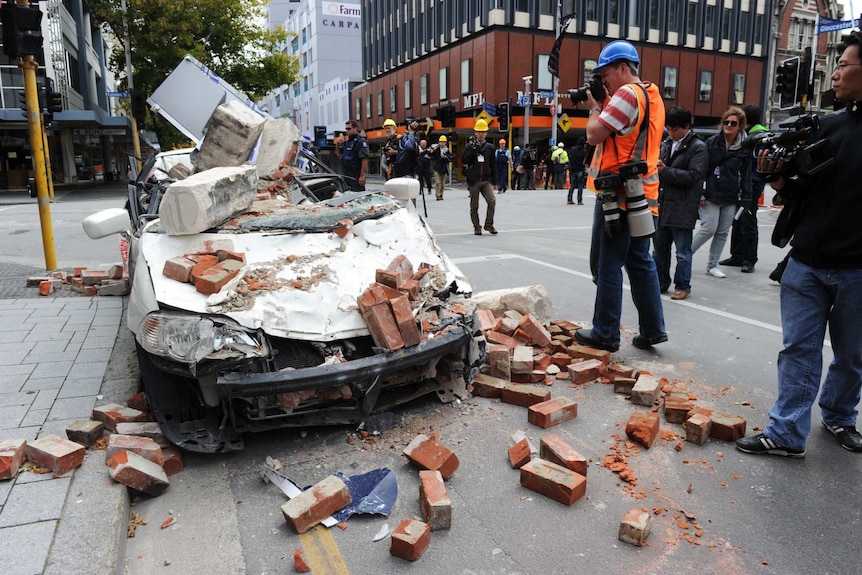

{"left": 501, "top": 384, "right": 551, "bottom": 407}
{"left": 92, "top": 403, "right": 149, "bottom": 432}
{"left": 630, "top": 374, "right": 661, "bottom": 406}
{"left": 684, "top": 413, "right": 712, "bottom": 445}
{"left": 625, "top": 411, "right": 660, "bottom": 449}
{"left": 470, "top": 373, "right": 507, "bottom": 398}
{"left": 472, "top": 285, "right": 553, "bottom": 324}
{"left": 419, "top": 470, "right": 451, "bottom": 531}
{"left": 106, "top": 450, "right": 170, "bottom": 496}
{"left": 65, "top": 420, "right": 105, "bottom": 448}
{"left": 255, "top": 117, "right": 300, "bottom": 179}
{"left": 106, "top": 434, "right": 165, "bottom": 466}
{"left": 281, "top": 475, "right": 350, "bottom": 534}
{"left": 508, "top": 437, "right": 531, "bottom": 469}
{"left": 390, "top": 519, "right": 431, "bottom": 561}
{"left": 403, "top": 434, "right": 459, "bottom": 480}
{"left": 710, "top": 412, "right": 747, "bottom": 441}
{"left": 27, "top": 435, "right": 85, "bottom": 476}
{"left": 159, "top": 165, "right": 259, "bottom": 236}
{"left": 528, "top": 397, "right": 578, "bottom": 429}
{"left": 619, "top": 508, "right": 651, "bottom": 546}
{"left": 539, "top": 433, "right": 588, "bottom": 476}
{"left": 196, "top": 100, "right": 266, "bottom": 172}
{"left": 519, "top": 458, "right": 587, "bottom": 506}
{"left": 0, "top": 438, "right": 27, "bottom": 480}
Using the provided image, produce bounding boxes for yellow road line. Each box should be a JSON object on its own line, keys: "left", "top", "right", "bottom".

{"left": 299, "top": 524, "right": 350, "bottom": 574}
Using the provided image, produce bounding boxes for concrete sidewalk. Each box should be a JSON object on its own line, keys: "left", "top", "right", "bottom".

{"left": 0, "top": 294, "right": 134, "bottom": 575}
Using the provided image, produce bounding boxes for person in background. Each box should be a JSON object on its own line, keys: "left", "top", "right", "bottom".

{"left": 381, "top": 118, "right": 399, "bottom": 180}
{"left": 335, "top": 120, "right": 369, "bottom": 191}
{"left": 691, "top": 107, "right": 752, "bottom": 279}
{"left": 495, "top": 139, "right": 512, "bottom": 194}
{"left": 567, "top": 137, "right": 587, "bottom": 205}
{"left": 736, "top": 30, "right": 862, "bottom": 457}
{"left": 551, "top": 142, "right": 569, "bottom": 190}
{"left": 720, "top": 104, "right": 767, "bottom": 273}
{"left": 512, "top": 145, "right": 523, "bottom": 189}
{"left": 418, "top": 139, "right": 434, "bottom": 195}
{"left": 542, "top": 148, "right": 554, "bottom": 189}
{"left": 520, "top": 143, "right": 536, "bottom": 190}
{"left": 430, "top": 134, "right": 453, "bottom": 201}
{"left": 653, "top": 106, "right": 708, "bottom": 301}
{"left": 461, "top": 118, "right": 497, "bottom": 235}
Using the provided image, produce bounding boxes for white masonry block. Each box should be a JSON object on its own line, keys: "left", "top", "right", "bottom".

{"left": 195, "top": 100, "right": 266, "bottom": 172}
{"left": 159, "top": 165, "right": 258, "bottom": 236}
{"left": 472, "top": 285, "right": 553, "bottom": 324}
{"left": 256, "top": 118, "right": 301, "bottom": 179}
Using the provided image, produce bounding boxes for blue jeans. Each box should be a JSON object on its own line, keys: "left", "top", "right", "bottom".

{"left": 691, "top": 201, "right": 736, "bottom": 270}
{"left": 590, "top": 201, "right": 665, "bottom": 346}
{"left": 764, "top": 257, "right": 862, "bottom": 451}
{"left": 653, "top": 225, "right": 693, "bottom": 292}
{"left": 567, "top": 171, "right": 585, "bottom": 202}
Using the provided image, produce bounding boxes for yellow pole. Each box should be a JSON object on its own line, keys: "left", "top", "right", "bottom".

{"left": 41, "top": 114, "right": 55, "bottom": 201}
{"left": 20, "top": 55, "right": 57, "bottom": 270}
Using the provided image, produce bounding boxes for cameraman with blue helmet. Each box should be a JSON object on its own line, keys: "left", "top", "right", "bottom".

{"left": 737, "top": 31, "right": 862, "bottom": 458}
{"left": 573, "top": 39, "right": 667, "bottom": 353}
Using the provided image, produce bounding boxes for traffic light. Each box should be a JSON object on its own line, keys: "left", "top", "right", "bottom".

{"left": 437, "top": 104, "right": 456, "bottom": 128}
{"left": 797, "top": 47, "right": 813, "bottom": 104}
{"left": 46, "top": 90, "right": 61, "bottom": 113}
{"left": 131, "top": 90, "right": 147, "bottom": 124}
{"left": 775, "top": 56, "right": 800, "bottom": 109}
{"left": 497, "top": 102, "right": 509, "bottom": 132}
{"left": 1, "top": 3, "right": 43, "bottom": 58}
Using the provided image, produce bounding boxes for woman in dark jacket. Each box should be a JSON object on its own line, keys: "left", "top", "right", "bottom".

{"left": 691, "top": 107, "right": 752, "bottom": 278}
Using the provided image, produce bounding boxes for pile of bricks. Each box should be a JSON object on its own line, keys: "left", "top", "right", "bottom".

{"left": 0, "top": 392, "right": 183, "bottom": 501}
{"left": 26, "top": 264, "right": 129, "bottom": 297}
{"left": 162, "top": 249, "right": 247, "bottom": 295}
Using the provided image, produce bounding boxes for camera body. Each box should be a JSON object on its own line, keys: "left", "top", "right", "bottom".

{"left": 569, "top": 74, "right": 607, "bottom": 105}
{"left": 599, "top": 191, "right": 621, "bottom": 237}
{"left": 594, "top": 172, "right": 622, "bottom": 190}
{"left": 466, "top": 135, "right": 481, "bottom": 150}
{"left": 743, "top": 114, "right": 835, "bottom": 178}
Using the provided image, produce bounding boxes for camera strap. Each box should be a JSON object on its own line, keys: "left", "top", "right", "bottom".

{"left": 612, "top": 83, "right": 651, "bottom": 164}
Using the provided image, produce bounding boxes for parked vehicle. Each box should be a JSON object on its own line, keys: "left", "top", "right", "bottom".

{"left": 75, "top": 156, "right": 96, "bottom": 180}
{"left": 83, "top": 143, "right": 480, "bottom": 453}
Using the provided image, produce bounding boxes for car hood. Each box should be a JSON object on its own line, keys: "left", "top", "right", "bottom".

{"left": 141, "top": 198, "right": 471, "bottom": 341}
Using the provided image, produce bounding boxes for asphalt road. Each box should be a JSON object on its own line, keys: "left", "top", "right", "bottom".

{"left": 9, "top": 185, "right": 861, "bottom": 574}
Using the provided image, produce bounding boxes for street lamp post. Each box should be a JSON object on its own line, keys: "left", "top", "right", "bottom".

{"left": 522, "top": 75, "right": 532, "bottom": 149}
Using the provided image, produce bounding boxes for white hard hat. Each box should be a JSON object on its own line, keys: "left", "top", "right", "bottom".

{"left": 557, "top": 142, "right": 564, "bottom": 147}
{"left": 514, "top": 146, "right": 520, "bottom": 151}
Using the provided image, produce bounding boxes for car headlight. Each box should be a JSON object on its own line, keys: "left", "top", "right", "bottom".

{"left": 138, "top": 312, "right": 269, "bottom": 365}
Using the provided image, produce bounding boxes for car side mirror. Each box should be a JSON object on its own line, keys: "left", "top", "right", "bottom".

{"left": 82, "top": 208, "right": 130, "bottom": 239}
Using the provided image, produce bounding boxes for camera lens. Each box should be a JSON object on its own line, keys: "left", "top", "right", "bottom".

{"left": 569, "top": 86, "right": 589, "bottom": 104}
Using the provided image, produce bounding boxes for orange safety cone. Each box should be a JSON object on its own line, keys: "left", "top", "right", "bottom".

{"left": 565, "top": 170, "right": 571, "bottom": 189}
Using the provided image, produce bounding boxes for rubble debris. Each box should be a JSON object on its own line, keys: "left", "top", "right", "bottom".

{"left": 472, "top": 285, "right": 553, "bottom": 324}
{"left": 470, "top": 373, "right": 507, "bottom": 398}
{"left": 195, "top": 100, "right": 266, "bottom": 173}
{"left": 161, "top": 446, "right": 185, "bottom": 476}
{"left": 511, "top": 430, "right": 538, "bottom": 456}
{"left": 626, "top": 411, "right": 661, "bottom": 449}
{"left": 92, "top": 403, "right": 149, "bottom": 432}
{"left": 0, "top": 439, "right": 27, "bottom": 480}
{"left": 664, "top": 396, "right": 693, "bottom": 424}
{"left": 281, "top": 475, "right": 351, "bottom": 534}
{"left": 127, "top": 512, "right": 147, "bottom": 538}
{"left": 684, "top": 413, "right": 713, "bottom": 445}
{"left": 390, "top": 519, "right": 431, "bottom": 561}
{"left": 567, "top": 359, "right": 607, "bottom": 385}
{"left": 115, "top": 422, "right": 169, "bottom": 448}
{"left": 519, "top": 458, "right": 587, "bottom": 506}
{"left": 539, "top": 434, "right": 588, "bottom": 477}
{"left": 293, "top": 548, "right": 311, "bottom": 573}
{"left": 487, "top": 344, "right": 511, "bottom": 380}
{"left": 630, "top": 374, "right": 661, "bottom": 407}
{"left": 107, "top": 450, "right": 170, "bottom": 496}
{"left": 106, "top": 434, "right": 165, "bottom": 466}
{"left": 373, "top": 523, "right": 391, "bottom": 542}
{"left": 419, "top": 470, "right": 452, "bottom": 531}
{"left": 501, "top": 383, "right": 550, "bottom": 407}
{"left": 255, "top": 117, "right": 300, "bottom": 180}
{"left": 26, "top": 435, "right": 85, "bottom": 476}
{"left": 262, "top": 458, "right": 338, "bottom": 529}
{"left": 528, "top": 397, "right": 578, "bottom": 429}
{"left": 65, "top": 420, "right": 105, "bottom": 448}
{"left": 710, "top": 413, "right": 747, "bottom": 441}
{"left": 613, "top": 377, "right": 637, "bottom": 395}
{"left": 508, "top": 438, "right": 532, "bottom": 469}
{"left": 619, "top": 508, "right": 651, "bottom": 547}
{"left": 403, "top": 434, "right": 460, "bottom": 480}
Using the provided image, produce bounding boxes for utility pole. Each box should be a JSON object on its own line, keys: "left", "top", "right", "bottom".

{"left": 522, "top": 76, "right": 532, "bottom": 149}
{"left": 550, "top": 0, "right": 561, "bottom": 147}
{"left": 121, "top": 0, "right": 142, "bottom": 167}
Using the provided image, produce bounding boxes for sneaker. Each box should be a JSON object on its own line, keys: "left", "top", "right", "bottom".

{"left": 670, "top": 290, "right": 690, "bottom": 300}
{"left": 567, "top": 200, "right": 575, "bottom": 204}
{"left": 484, "top": 225, "right": 498, "bottom": 235}
{"left": 822, "top": 421, "right": 862, "bottom": 452}
{"left": 741, "top": 262, "right": 755, "bottom": 273}
{"left": 632, "top": 333, "right": 668, "bottom": 349}
{"left": 574, "top": 329, "right": 619, "bottom": 353}
{"left": 736, "top": 433, "right": 805, "bottom": 458}
{"left": 719, "top": 257, "right": 744, "bottom": 267}
{"left": 707, "top": 267, "right": 727, "bottom": 278}
{"left": 473, "top": 227, "right": 482, "bottom": 236}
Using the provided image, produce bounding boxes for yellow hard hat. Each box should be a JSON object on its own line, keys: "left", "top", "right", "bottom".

{"left": 474, "top": 118, "right": 489, "bottom": 132}
{"left": 383, "top": 118, "right": 397, "bottom": 128}
{"left": 438, "top": 135, "right": 448, "bottom": 143}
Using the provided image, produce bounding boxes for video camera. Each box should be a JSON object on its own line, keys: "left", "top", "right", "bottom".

{"left": 742, "top": 114, "right": 834, "bottom": 178}
{"left": 568, "top": 74, "right": 606, "bottom": 105}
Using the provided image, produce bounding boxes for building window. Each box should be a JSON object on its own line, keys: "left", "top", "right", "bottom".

{"left": 404, "top": 79, "right": 412, "bottom": 109}
{"left": 628, "top": 2, "right": 640, "bottom": 26}
{"left": 420, "top": 74, "right": 428, "bottom": 105}
{"left": 698, "top": 70, "right": 712, "bottom": 102}
{"left": 439, "top": 67, "right": 448, "bottom": 102}
{"left": 687, "top": 2, "right": 697, "bottom": 35}
{"left": 740, "top": 11, "right": 750, "bottom": 42}
{"left": 366, "top": 94, "right": 371, "bottom": 119}
{"left": 721, "top": 8, "right": 732, "bottom": 40}
{"left": 754, "top": 14, "right": 764, "bottom": 44}
{"left": 390, "top": 85, "right": 397, "bottom": 113}
{"left": 649, "top": 0, "right": 659, "bottom": 29}
{"left": 668, "top": 2, "right": 680, "bottom": 32}
{"left": 732, "top": 73, "right": 745, "bottom": 105}
{"left": 608, "top": 0, "right": 620, "bottom": 24}
{"left": 67, "top": 54, "right": 81, "bottom": 92}
{"left": 662, "top": 66, "right": 678, "bottom": 99}
{"left": 537, "top": 55, "right": 552, "bottom": 91}
{"left": 461, "top": 59, "right": 471, "bottom": 95}
{"left": 377, "top": 90, "right": 383, "bottom": 116}
{"left": 704, "top": 4, "right": 715, "bottom": 37}
{"left": 355, "top": 97, "right": 361, "bottom": 121}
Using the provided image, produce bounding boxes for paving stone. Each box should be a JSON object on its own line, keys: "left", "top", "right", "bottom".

{"left": 0, "top": 391, "right": 33, "bottom": 408}
{"left": 0, "top": 405, "right": 27, "bottom": 430}
{"left": 57, "top": 378, "right": 101, "bottom": 399}
{"left": 47, "top": 396, "right": 96, "bottom": 422}
{"left": 31, "top": 389, "right": 59, "bottom": 411}
{"left": 19, "top": 408, "right": 49, "bottom": 428}
{"left": 21, "top": 377, "right": 65, "bottom": 392}
{"left": 67, "top": 361, "right": 108, "bottom": 381}
{"left": 0, "top": 521, "right": 57, "bottom": 575}
{"left": 0, "top": 476, "right": 70, "bottom": 527}
{"left": 80, "top": 336, "right": 116, "bottom": 350}
{"left": 73, "top": 348, "right": 113, "bottom": 364}
{"left": 28, "top": 362, "right": 73, "bottom": 380}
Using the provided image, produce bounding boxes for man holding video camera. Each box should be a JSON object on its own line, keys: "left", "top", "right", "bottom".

{"left": 573, "top": 40, "right": 667, "bottom": 353}
{"left": 736, "top": 31, "right": 862, "bottom": 458}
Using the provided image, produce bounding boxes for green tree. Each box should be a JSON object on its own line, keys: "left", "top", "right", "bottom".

{"left": 90, "top": 0, "right": 297, "bottom": 148}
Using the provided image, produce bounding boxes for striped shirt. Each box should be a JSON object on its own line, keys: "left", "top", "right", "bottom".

{"left": 596, "top": 85, "right": 640, "bottom": 136}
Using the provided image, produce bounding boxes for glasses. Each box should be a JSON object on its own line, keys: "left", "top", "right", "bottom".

{"left": 344, "top": 126, "right": 354, "bottom": 131}
{"left": 723, "top": 120, "right": 739, "bottom": 126}
{"left": 836, "top": 62, "right": 862, "bottom": 71}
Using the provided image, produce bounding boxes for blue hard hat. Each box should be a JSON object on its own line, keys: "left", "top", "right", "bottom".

{"left": 593, "top": 40, "right": 640, "bottom": 72}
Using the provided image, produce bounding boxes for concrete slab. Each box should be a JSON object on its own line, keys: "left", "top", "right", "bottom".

{"left": 19, "top": 407, "right": 49, "bottom": 428}
{"left": 31, "top": 388, "right": 60, "bottom": 410}
{"left": 0, "top": 476, "right": 70, "bottom": 527}
{"left": 0, "top": 405, "right": 27, "bottom": 429}
{"left": 67, "top": 361, "right": 107, "bottom": 380}
{"left": 28, "top": 361, "right": 73, "bottom": 380}
{"left": 21, "top": 377, "right": 65, "bottom": 392}
{"left": 73, "top": 348, "right": 113, "bottom": 364}
{"left": 0, "top": 391, "right": 33, "bottom": 408}
{"left": 57, "top": 378, "right": 101, "bottom": 399}
{"left": 0, "top": 520, "right": 57, "bottom": 575}
{"left": 47, "top": 396, "right": 96, "bottom": 422}
{"left": 81, "top": 335, "right": 116, "bottom": 350}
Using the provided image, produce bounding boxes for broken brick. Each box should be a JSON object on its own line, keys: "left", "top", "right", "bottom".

{"left": 80, "top": 269, "right": 110, "bottom": 286}
{"left": 663, "top": 396, "right": 693, "bottom": 424}
{"left": 386, "top": 254, "right": 414, "bottom": 287}
{"left": 115, "top": 422, "right": 168, "bottom": 448}
{"left": 162, "top": 256, "right": 196, "bottom": 283}
{"left": 107, "top": 450, "right": 170, "bottom": 496}
{"left": 194, "top": 258, "right": 244, "bottom": 295}
{"left": 419, "top": 470, "right": 452, "bottom": 531}
{"left": 539, "top": 433, "right": 588, "bottom": 476}
{"left": 92, "top": 403, "right": 149, "bottom": 432}
{"left": 189, "top": 254, "right": 220, "bottom": 281}
{"left": 684, "top": 413, "right": 712, "bottom": 445}
{"left": 375, "top": 268, "right": 401, "bottom": 290}
{"left": 608, "top": 363, "right": 636, "bottom": 381}
{"left": 508, "top": 437, "right": 532, "bottom": 469}
{"left": 403, "top": 434, "right": 460, "bottom": 480}
{"left": 710, "top": 412, "right": 747, "bottom": 441}
{"left": 362, "top": 303, "right": 404, "bottom": 351}
{"left": 106, "top": 434, "right": 165, "bottom": 466}
{"left": 470, "top": 373, "right": 507, "bottom": 398}
{"left": 26, "top": 435, "right": 85, "bottom": 476}
{"left": 566, "top": 344, "right": 611, "bottom": 365}
{"left": 630, "top": 374, "right": 661, "bottom": 406}
{"left": 501, "top": 384, "right": 551, "bottom": 408}
{"left": 389, "top": 295, "right": 421, "bottom": 347}
{"left": 528, "top": 397, "right": 578, "bottom": 429}
{"left": 161, "top": 446, "right": 185, "bottom": 476}
{"left": 567, "top": 359, "right": 607, "bottom": 385}
{"left": 533, "top": 352, "right": 551, "bottom": 371}
{"left": 486, "top": 330, "right": 521, "bottom": 350}
{"left": 475, "top": 309, "right": 497, "bottom": 333}
{"left": 516, "top": 314, "right": 552, "bottom": 347}
{"left": 619, "top": 508, "right": 651, "bottom": 547}
{"left": 487, "top": 344, "right": 511, "bottom": 380}
{"left": 613, "top": 377, "right": 637, "bottom": 395}
{"left": 550, "top": 352, "right": 573, "bottom": 369}
{"left": 281, "top": 475, "right": 350, "bottom": 534}
{"left": 390, "top": 519, "right": 431, "bottom": 561}
{"left": 65, "top": 420, "right": 105, "bottom": 448}
{"left": 625, "top": 411, "right": 660, "bottom": 449}
{"left": 511, "top": 345, "right": 534, "bottom": 375}
{"left": 215, "top": 249, "right": 246, "bottom": 264}
{"left": 494, "top": 316, "right": 519, "bottom": 336}
{"left": 0, "top": 439, "right": 27, "bottom": 480}
{"left": 38, "top": 280, "right": 54, "bottom": 296}
{"left": 520, "top": 458, "right": 587, "bottom": 506}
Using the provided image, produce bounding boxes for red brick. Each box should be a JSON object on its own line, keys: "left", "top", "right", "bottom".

{"left": 419, "top": 470, "right": 452, "bottom": 531}
{"left": 630, "top": 374, "right": 661, "bottom": 406}
{"left": 517, "top": 315, "right": 552, "bottom": 347}
{"left": 625, "top": 411, "right": 660, "bottom": 449}
{"left": 550, "top": 352, "right": 573, "bottom": 369}
{"left": 607, "top": 363, "right": 636, "bottom": 381}
{"left": 529, "top": 370, "right": 546, "bottom": 383}
{"left": 332, "top": 218, "right": 353, "bottom": 238}
{"left": 357, "top": 285, "right": 390, "bottom": 313}
{"left": 107, "top": 434, "right": 165, "bottom": 466}
{"left": 375, "top": 268, "right": 400, "bottom": 290}
{"left": 27, "top": 434, "right": 85, "bottom": 476}
{"left": 215, "top": 249, "right": 246, "bottom": 264}
{"left": 475, "top": 309, "right": 497, "bottom": 333}
{"left": 487, "top": 344, "right": 511, "bottom": 380}
{"left": 710, "top": 412, "right": 747, "bottom": 441}
{"left": 161, "top": 446, "right": 185, "bottom": 476}
{"left": 552, "top": 335, "right": 573, "bottom": 348}
{"left": 519, "top": 458, "right": 587, "bottom": 506}
{"left": 389, "top": 295, "right": 421, "bottom": 347}
{"left": 81, "top": 269, "right": 110, "bottom": 286}
{"left": 281, "top": 475, "right": 350, "bottom": 533}
{"left": 532, "top": 352, "right": 551, "bottom": 371}
{"left": 494, "top": 317, "right": 519, "bottom": 336}
{"left": 528, "top": 397, "right": 578, "bottom": 429}
{"left": 613, "top": 377, "right": 637, "bottom": 395}
{"left": 115, "top": 422, "right": 168, "bottom": 447}
{"left": 403, "top": 434, "right": 460, "bottom": 479}
{"left": 194, "top": 258, "right": 244, "bottom": 295}
{"left": 92, "top": 403, "right": 149, "bottom": 432}
{"left": 189, "top": 254, "right": 219, "bottom": 280}
{"left": 107, "top": 450, "right": 170, "bottom": 496}
{"left": 390, "top": 519, "right": 431, "bottom": 561}
{"left": 684, "top": 413, "right": 712, "bottom": 445}
{"left": 162, "top": 256, "right": 196, "bottom": 283}
{"left": 0, "top": 439, "right": 27, "bottom": 480}
{"left": 486, "top": 330, "right": 521, "bottom": 349}
{"left": 470, "top": 373, "right": 507, "bottom": 398}
{"left": 126, "top": 392, "right": 149, "bottom": 413}
{"left": 508, "top": 437, "right": 532, "bottom": 469}
{"left": 107, "top": 264, "right": 125, "bottom": 279}
{"left": 687, "top": 406, "right": 714, "bottom": 420}
{"left": 386, "top": 254, "right": 414, "bottom": 287}
{"left": 38, "top": 280, "right": 54, "bottom": 296}
{"left": 566, "top": 344, "right": 611, "bottom": 364}
{"left": 501, "top": 384, "right": 551, "bottom": 407}
{"left": 510, "top": 372, "right": 533, "bottom": 384}
{"left": 511, "top": 345, "right": 534, "bottom": 374}
{"left": 362, "top": 303, "right": 404, "bottom": 350}
{"left": 663, "top": 396, "right": 693, "bottom": 424}
{"left": 65, "top": 420, "right": 105, "bottom": 448}
{"left": 539, "top": 433, "right": 588, "bottom": 476}
{"left": 567, "top": 359, "right": 607, "bottom": 384}
{"left": 619, "top": 508, "right": 652, "bottom": 547}
{"left": 401, "top": 278, "right": 420, "bottom": 300}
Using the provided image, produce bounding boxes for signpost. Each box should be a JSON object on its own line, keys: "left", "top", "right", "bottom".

{"left": 483, "top": 101, "right": 497, "bottom": 116}
{"left": 106, "top": 91, "right": 129, "bottom": 98}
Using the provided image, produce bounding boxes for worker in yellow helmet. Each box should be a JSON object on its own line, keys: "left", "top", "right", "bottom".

{"left": 430, "top": 134, "right": 453, "bottom": 200}
{"left": 381, "top": 119, "right": 399, "bottom": 179}
{"left": 461, "top": 117, "right": 498, "bottom": 235}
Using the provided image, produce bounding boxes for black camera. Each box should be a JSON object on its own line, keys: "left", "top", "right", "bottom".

{"left": 742, "top": 114, "right": 834, "bottom": 178}
{"left": 599, "top": 190, "right": 621, "bottom": 237}
{"left": 594, "top": 172, "right": 622, "bottom": 190}
{"left": 568, "top": 74, "right": 607, "bottom": 105}
{"left": 619, "top": 160, "right": 647, "bottom": 180}
{"left": 466, "top": 135, "right": 481, "bottom": 149}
